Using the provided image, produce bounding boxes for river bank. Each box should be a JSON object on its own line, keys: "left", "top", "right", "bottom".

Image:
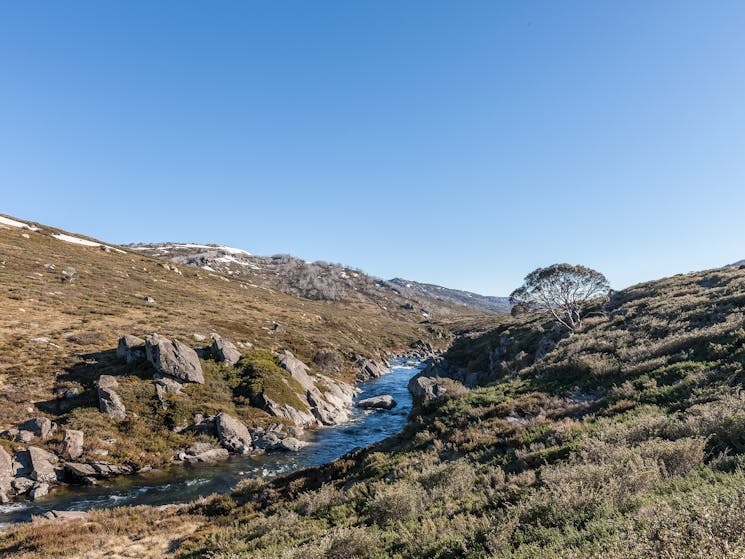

{"left": 0, "top": 359, "right": 424, "bottom": 524}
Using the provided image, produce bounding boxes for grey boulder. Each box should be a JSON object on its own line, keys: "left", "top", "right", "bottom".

{"left": 61, "top": 429, "right": 84, "bottom": 460}
{"left": 146, "top": 334, "right": 205, "bottom": 384}
{"left": 18, "top": 417, "right": 55, "bottom": 440}
{"left": 98, "top": 375, "right": 126, "bottom": 419}
{"left": 210, "top": 334, "right": 242, "bottom": 366}
{"left": 116, "top": 334, "right": 146, "bottom": 363}
{"left": 356, "top": 395, "right": 397, "bottom": 410}
{"left": 28, "top": 447, "right": 58, "bottom": 484}
{"left": 215, "top": 412, "right": 253, "bottom": 454}
{"left": 408, "top": 375, "right": 448, "bottom": 401}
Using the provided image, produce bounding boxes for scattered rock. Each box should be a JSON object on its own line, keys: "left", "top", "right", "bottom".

{"left": 116, "top": 334, "right": 146, "bottom": 363}
{"left": 356, "top": 395, "right": 397, "bottom": 410}
{"left": 193, "top": 333, "right": 206, "bottom": 342}
{"left": 210, "top": 334, "right": 242, "bottom": 366}
{"left": 61, "top": 267, "right": 76, "bottom": 283}
{"left": 215, "top": 412, "right": 253, "bottom": 454}
{"left": 19, "top": 417, "right": 55, "bottom": 440}
{"left": 146, "top": 334, "right": 205, "bottom": 384}
{"left": 61, "top": 429, "right": 84, "bottom": 460}
{"left": 98, "top": 375, "right": 126, "bottom": 419}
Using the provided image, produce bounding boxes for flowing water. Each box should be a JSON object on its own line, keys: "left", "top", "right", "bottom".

{"left": 0, "top": 359, "right": 423, "bottom": 524}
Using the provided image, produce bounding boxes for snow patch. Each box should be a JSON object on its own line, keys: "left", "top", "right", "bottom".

{"left": 157, "top": 243, "right": 252, "bottom": 256}
{"left": 52, "top": 233, "right": 126, "bottom": 253}
{"left": 0, "top": 216, "right": 39, "bottom": 231}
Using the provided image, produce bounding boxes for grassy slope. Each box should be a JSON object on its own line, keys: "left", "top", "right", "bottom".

{"left": 6, "top": 243, "right": 745, "bottom": 556}
{"left": 0, "top": 216, "right": 460, "bottom": 466}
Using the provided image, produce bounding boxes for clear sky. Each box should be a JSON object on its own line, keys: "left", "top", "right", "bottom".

{"left": 2, "top": 2, "right": 745, "bottom": 295}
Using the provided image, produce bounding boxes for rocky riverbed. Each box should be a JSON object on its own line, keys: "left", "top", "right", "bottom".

{"left": 0, "top": 359, "right": 424, "bottom": 524}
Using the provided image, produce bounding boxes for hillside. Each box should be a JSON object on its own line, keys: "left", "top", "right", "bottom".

{"left": 389, "top": 277, "right": 510, "bottom": 314}
{"left": 126, "top": 243, "right": 506, "bottom": 317}
{"left": 0, "top": 213, "right": 476, "bottom": 502}
{"left": 5, "top": 261, "right": 745, "bottom": 557}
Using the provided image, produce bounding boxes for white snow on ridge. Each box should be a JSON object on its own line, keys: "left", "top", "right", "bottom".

{"left": 155, "top": 243, "right": 252, "bottom": 256}
{"left": 52, "top": 233, "right": 101, "bottom": 247}
{"left": 0, "top": 216, "right": 40, "bottom": 231}
{"left": 52, "top": 233, "right": 126, "bottom": 253}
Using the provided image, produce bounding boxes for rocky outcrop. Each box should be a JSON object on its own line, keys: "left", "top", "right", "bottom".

{"left": 61, "top": 429, "right": 84, "bottom": 460}
{"left": 354, "top": 356, "right": 389, "bottom": 382}
{"left": 356, "top": 395, "right": 397, "bottom": 410}
{"left": 210, "top": 334, "right": 241, "bottom": 366}
{"left": 215, "top": 412, "right": 253, "bottom": 454}
{"left": 146, "top": 334, "right": 205, "bottom": 384}
{"left": 312, "top": 348, "right": 344, "bottom": 374}
{"left": 116, "top": 334, "right": 146, "bottom": 363}
{"left": 260, "top": 394, "right": 316, "bottom": 428}
{"left": 98, "top": 375, "right": 126, "bottom": 419}
{"left": 409, "top": 339, "right": 435, "bottom": 359}
{"left": 408, "top": 374, "right": 449, "bottom": 401}
{"left": 275, "top": 350, "right": 356, "bottom": 427}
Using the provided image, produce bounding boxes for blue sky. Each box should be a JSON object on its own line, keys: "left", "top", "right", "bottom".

{"left": 2, "top": 1, "right": 745, "bottom": 295}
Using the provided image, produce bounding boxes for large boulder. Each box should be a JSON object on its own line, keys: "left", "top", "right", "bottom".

{"left": 210, "top": 334, "right": 241, "bottom": 366}
{"left": 28, "top": 447, "right": 58, "bottom": 483}
{"left": 61, "top": 429, "right": 84, "bottom": 460}
{"left": 356, "top": 395, "right": 397, "bottom": 410}
{"left": 146, "top": 334, "right": 205, "bottom": 384}
{"left": 215, "top": 412, "right": 253, "bottom": 454}
{"left": 18, "top": 417, "right": 55, "bottom": 440}
{"left": 98, "top": 375, "right": 126, "bottom": 419}
{"left": 408, "top": 374, "right": 448, "bottom": 401}
{"left": 116, "top": 334, "right": 146, "bottom": 363}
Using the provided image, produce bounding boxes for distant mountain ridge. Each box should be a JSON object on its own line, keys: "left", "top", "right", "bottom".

{"left": 126, "top": 243, "right": 509, "bottom": 316}
{"left": 389, "top": 277, "right": 511, "bottom": 314}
